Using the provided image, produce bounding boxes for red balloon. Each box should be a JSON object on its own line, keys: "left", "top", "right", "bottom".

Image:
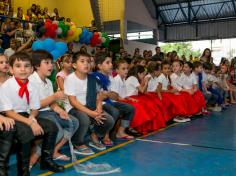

{"left": 45, "top": 21, "right": 51, "bottom": 29}
{"left": 51, "top": 23, "right": 58, "bottom": 30}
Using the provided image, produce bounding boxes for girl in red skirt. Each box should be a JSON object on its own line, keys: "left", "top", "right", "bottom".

{"left": 180, "top": 62, "right": 207, "bottom": 114}
{"left": 145, "top": 62, "right": 170, "bottom": 123}
{"left": 157, "top": 61, "right": 189, "bottom": 122}
{"left": 124, "top": 64, "right": 165, "bottom": 134}
{"left": 171, "top": 60, "right": 200, "bottom": 117}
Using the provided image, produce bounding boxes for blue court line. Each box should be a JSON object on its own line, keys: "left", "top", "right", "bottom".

{"left": 38, "top": 123, "right": 178, "bottom": 176}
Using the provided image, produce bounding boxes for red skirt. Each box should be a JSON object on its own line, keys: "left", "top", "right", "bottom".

{"left": 179, "top": 91, "right": 200, "bottom": 115}
{"left": 192, "top": 90, "right": 206, "bottom": 112}
{"left": 161, "top": 92, "right": 188, "bottom": 121}
{"left": 121, "top": 94, "right": 166, "bottom": 134}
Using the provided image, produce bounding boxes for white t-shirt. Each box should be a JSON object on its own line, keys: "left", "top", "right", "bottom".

{"left": 146, "top": 74, "right": 158, "bottom": 92}
{"left": 206, "top": 73, "right": 219, "bottom": 89}
{"left": 111, "top": 75, "right": 127, "bottom": 99}
{"left": 180, "top": 73, "right": 197, "bottom": 89}
{"left": 170, "top": 73, "right": 183, "bottom": 91}
{"left": 0, "top": 77, "right": 40, "bottom": 113}
{"left": 64, "top": 72, "right": 88, "bottom": 112}
{"left": 4, "top": 48, "right": 15, "bottom": 58}
{"left": 29, "top": 72, "right": 54, "bottom": 111}
{"left": 157, "top": 73, "right": 170, "bottom": 91}
{"left": 125, "top": 76, "right": 140, "bottom": 97}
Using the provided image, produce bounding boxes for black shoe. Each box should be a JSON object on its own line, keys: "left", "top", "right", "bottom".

{"left": 125, "top": 128, "right": 142, "bottom": 137}
{"left": 40, "top": 160, "right": 64, "bottom": 173}
{"left": 0, "top": 130, "right": 15, "bottom": 176}
{"left": 17, "top": 142, "right": 31, "bottom": 176}
{"left": 41, "top": 121, "right": 64, "bottom": 173}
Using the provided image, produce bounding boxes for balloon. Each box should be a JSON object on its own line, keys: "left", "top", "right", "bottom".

{"left": 70, "top": 25, "right": 77, "bottom": 31}
{"left": 55, "top": 42, "right": 68, "bottom": 55}
{"left": 32, "top": 40, "right": 44, "bottom": 51}
{"left": 44, "top": 21, "right": 51, "bottom": 29}
{"left": 56, "top": 27, "right": 62, "bottom": 35}
{"left": 52, "top": 21, "right": 59, "bottom": 25}
{"left": 101, "top": 37, "right": 106, "bottom": 43}
{"left": 51, "top": 50, "right": 61, "bottom": 61}
{"left": 67, "top": 30, "right": 74, "bottom": 36}
{"left": 51, "top": 23, "right": 58, "bottom": 30}
{"left": 43, "top": 38, "right": 56, "bottom": 52}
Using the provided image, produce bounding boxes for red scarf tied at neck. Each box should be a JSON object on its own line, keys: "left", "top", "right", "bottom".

{"left": 15, "top": 78, "right": 30, "bottom": 105}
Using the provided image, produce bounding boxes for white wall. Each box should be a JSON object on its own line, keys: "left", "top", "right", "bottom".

{"left": 125, "top": 0, "right": 157, "bottom": 29}
{"left": 124, "top": 40, "right": 157, "bottom": 54}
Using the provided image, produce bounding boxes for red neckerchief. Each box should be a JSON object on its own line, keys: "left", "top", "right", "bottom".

{"left": 15, "top": 78, "right": 30, "bottom": 104}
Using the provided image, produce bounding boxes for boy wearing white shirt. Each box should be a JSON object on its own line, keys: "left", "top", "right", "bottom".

{"left": 94, "top": 54, "right": 135, "bottom": 140}
{"left": 193, "top": 61, "right": 220, "bottom": 111}
{"left": 111, "top": 60, "right": 141, "bottom": 137}
{"left": 1, "top": 52, "right": 64, "bottom": 174}
{"left": 29, "top": 50, "right": 79, "bottom": 164}
{"left": 65, "top": 52, "right": 114, "bottom": 154}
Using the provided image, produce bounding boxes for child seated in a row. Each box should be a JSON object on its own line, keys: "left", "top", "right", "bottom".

{"left": 64, "top": 52, "right": 115, "bottom": 153}
{"left": 112, "top": 60, "right": 166, "bottom": 134}
{"left": 92, "top": 53, "right": 139, "bottom": 139}
{"left": 0, "top": 52, "right": 65, "bottom": 175}
{"left": 29, "top": 50, "right": 79, "bottom": 168}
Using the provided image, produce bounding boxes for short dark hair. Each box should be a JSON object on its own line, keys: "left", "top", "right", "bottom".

{"left": 193, "top": 61, "right": 202, "bottom": 69}
{"left": 127, "top": 65, "right": 145, "bottom": 81}
{"left": 161, "top": 60, "right": 170, "bottom": 69}
{"left": 31, "top": 50, "right": 53, "bottom": 69}
{"left": 172, "top": 60, "right": 183, "bottom": 66}
{"left": 184, "top": 61, "right": 193, "bottom": 69}
{"left": 95, "top": 52, "right": 111, "bottom": 65}
{"left": 203, "top": 62, "right": 213, "bottom": 70}
{"left": 147, "top": 62, "right": 160, "bottom": 73}
{"left": 155, "top": 46, "right": 160, "bottom": 50}
{"left": 116, "top": 59, "right": 128, "bottom": 69}
{"left": 72, "top": 51, "right": 91, "bottom": 63}
{"left": 9, "top": 52, "right": 32, "bottom": 67}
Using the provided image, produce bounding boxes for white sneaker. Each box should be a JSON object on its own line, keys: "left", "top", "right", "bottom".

{"left": 212, "top": 106, "right": 222, "bottom": 112}
{"left": 184, "top": 118, "right": 191, "bottom": 122}
{"left": 173, "top": 117, "right": 186, "bottom": 123}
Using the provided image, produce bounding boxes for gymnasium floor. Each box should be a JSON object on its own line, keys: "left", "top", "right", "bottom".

{"left": 9, "top": 106, "right": 236, "bottom": 176}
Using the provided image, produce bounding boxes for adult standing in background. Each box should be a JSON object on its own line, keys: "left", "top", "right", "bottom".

{"left": 152, "top": 46, "right": 164, "bottom": 62}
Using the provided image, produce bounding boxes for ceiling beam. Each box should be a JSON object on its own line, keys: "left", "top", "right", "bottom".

{"left": 231, "top": 0, "right": 236, "bottom": 15}
{"left": 177, "top": 0, "right": 188, "bottom": 22}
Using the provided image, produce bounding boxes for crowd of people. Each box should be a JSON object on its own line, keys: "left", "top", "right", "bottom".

{"left": 0, "top": 43, "right": 235, "bottom": 175}
{"left": 0, "top": 4, "right": 236, "bottom": 176}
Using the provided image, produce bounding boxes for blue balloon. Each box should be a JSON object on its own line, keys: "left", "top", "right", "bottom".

{"left": 55, "top": 42, "right": 68, "bottom": 55}
{"left": 85, "top": 32, "right": 93, "bottom": 45}
{"left": 79, "top": 28, "right": 89, "bottom": 44}
{"left": 43, "top": 38, "right": 56, "bottom": 52}
{"left": 50, "top": 50, "right": 61, "bottom": 61}
{"left": 32, "top": 40, "right": 44, "bottom": 51}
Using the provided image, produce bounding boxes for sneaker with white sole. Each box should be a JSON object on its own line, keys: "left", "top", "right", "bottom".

{"left": 89, "top": 141, "right": 106, "bottom": 151}
{"left": 184, "top": 118, "right": 191, "bottom": 122}
{"left": 173, "top": 117, "right": 186, "bottom": 123}
{"left": 73, "top": 146, "right": 95, "bottom": 156}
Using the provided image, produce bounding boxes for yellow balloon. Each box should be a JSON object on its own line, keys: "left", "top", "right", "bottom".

{"left": 70, "top": 25, "right": 77, "bottom": 31}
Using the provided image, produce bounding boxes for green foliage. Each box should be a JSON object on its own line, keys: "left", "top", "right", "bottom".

{"left": 161, "top": 42, "right": 201, "bottom": 60}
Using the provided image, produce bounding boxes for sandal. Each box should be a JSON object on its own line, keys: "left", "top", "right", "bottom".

{"left": 74, "top": 145, "right": 95, "bottom": 156}
{"left": 102, "top": 139, "right": 114, "bottom": 147}
{"left": 116, "top": 135, "right": 134, "bottom": 140}
{"left": 53, "top": 154, "right": 70, "bottom": 161}
{"left": 89, "top": 141, "right": 106, "bottom": 151}
{"left": 126, "top": 128, "right": 142, "bottom": 137}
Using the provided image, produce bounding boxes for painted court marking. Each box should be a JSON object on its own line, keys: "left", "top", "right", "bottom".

{"left": 136, "top": 138, "right": 236, "bottom": 152}
{"left": 38, "top": 123, "right": 178, "bottom": 176}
